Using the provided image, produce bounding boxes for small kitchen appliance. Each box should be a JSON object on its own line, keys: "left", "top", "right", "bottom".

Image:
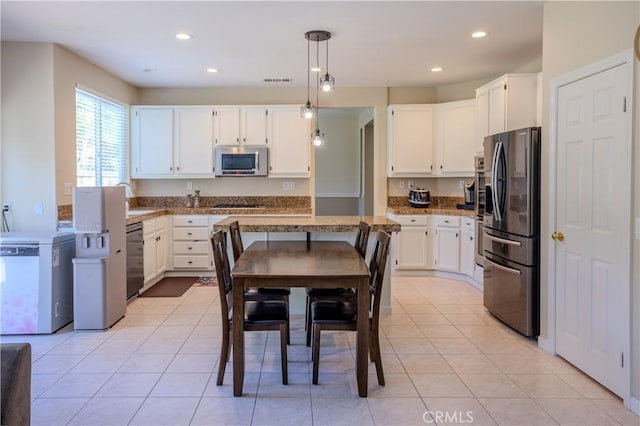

{"left": 408, "top": 188, "right": 431, "bottom": 208}
{"left": 214, "top": 146, "right": 268, "bottom": 176}
{"left": 72, "top": 186, "right": 126, "bottom": 330}
{"left": 456, "top": 179, "right": 476, "bottom": 210}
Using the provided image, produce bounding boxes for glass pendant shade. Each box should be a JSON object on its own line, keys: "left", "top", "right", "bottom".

{"left": 320, "top": 73, "right": 335, "bottom": 92}
{"left": 311, "top": 128, "right": 324, "bottom": 146}
{"left": 300, "top": 101, "right": 315, "bottom": 119}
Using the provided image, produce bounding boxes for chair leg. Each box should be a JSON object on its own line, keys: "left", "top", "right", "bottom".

{"left": 305, "top": 297, "right": 312, "bottom": 347}
{"left": 280, "top": 324, "right": 288, "bottom": 385}
{"left": 284, "top": 295, "right": 291, "bottom": 345}
{"left": 371, "top": 328, "right": 385, "bottom": 386}
{"left": 217, "top": 331, "right": 230, "bottom": 386}
{"left": 312, "top": 324, "right": 321, "bottom": 385}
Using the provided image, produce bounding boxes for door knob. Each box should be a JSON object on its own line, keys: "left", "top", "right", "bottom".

{"left": 552, "top": 232, "right": 564, "bottom": 241}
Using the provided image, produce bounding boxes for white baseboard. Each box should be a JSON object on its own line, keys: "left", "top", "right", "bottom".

{"left": 628, "top": 397, "right": 640, "bottom": 416}
{"left": 393, "top": 269, "right": 482, "bottom": 291}
{"left": 537, "top": 336, "right": 554, "bottom": 354}
{"left": 381, "top": 306, "right": 392, "bottom": 315}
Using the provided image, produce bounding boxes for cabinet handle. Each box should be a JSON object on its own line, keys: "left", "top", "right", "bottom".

{"left": 391, "top": 166, "right": 394, "bottom": 171}
{"left": 188, "top": 261, "right": 193, "bottom": 264}
{"left": 410, "top": 219, "right": 415, "bottom": 222}
{"left": 236, "top": 138, "right": 239, "bottom": 143}
{"left": 444, "top": 220, "right": 449, "bottom": 223}
{"left": 188, "top": 247, "right": 192, "bottom": 250}
{"left": 430, "top": 165, "right": 433, "bottom": 170}
{"left": 169, "top": 166, "right": 173, "bottom": 171}
{"left": 177, "top": 166, "right": 180, "bottom": 171}
{"left": 188, "top": 220, "right": 193, "bottom": 223}
{"left": 470, "top": 236, "right": 474, "bottom": 241}
{"left": 243, "top": 138, "right": 246, "bottom": 143}
{"left": 187, "top": 232, "right": 192, "bottom": 236}
{"left": 456, "top": 232, "right": 458, "bottom": 238}
{"left": 440, "top": 165, "right": 443, "bottom": 169}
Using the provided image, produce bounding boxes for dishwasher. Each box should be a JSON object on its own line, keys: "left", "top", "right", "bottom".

{"left": 0, "top": 232, "right": 75, "bottom": 334}
{"left": 126, "top": 223, "right": 144, "bottom": 300}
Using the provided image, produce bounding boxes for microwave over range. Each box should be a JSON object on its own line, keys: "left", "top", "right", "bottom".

{"left": 214, "top": 146, "right": 268, "bottom": 176}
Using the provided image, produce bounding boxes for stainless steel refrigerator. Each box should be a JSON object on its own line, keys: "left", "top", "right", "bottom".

{"left": 483, "top": 127, "right": 540, "bottom": 337}
{"left": 72, "top": 186, "right": 126, "bottom": 330}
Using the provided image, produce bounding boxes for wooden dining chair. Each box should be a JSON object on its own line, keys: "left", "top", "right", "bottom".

{"left": 228, "top": 221, "right": 291, "bottom": 343}
{"left": 211, "top": 230, "right": 289, "bottom": 386}
{"left": 310, "top": 230, "right": 390, "bottom": 386}
{"left": 305, "top": 221, "right": 371, "bottom": 346}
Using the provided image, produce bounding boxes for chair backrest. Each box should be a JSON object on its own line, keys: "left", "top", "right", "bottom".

{"left": 211, "top": 230, "right": 233, "bottom": 327}
{"left": 354, "top": 221, "right": 371, "bottom": 259}
{"left": 368, "top": 231, "right": 391, "bottom": 324}
{"left": 229, "top": 221, "right": 244, "bottom": 262}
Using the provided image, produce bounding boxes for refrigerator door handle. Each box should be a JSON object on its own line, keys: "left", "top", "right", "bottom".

{"left": 484, "top": 232, "right": 522, "bottom": 247}
{"left": 491, "top": 141, "right": 502, "bottom": 222}
{"left": 484, "top": 256, "right": 522, "bottom": 275}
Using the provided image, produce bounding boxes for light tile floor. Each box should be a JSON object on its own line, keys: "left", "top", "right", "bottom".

{"left": 3, "top": 276, "right": 639, "bottom": 425}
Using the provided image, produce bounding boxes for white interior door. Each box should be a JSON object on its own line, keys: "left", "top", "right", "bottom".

{"left": 555, "top": 63, "right": 630, "bottom": 398}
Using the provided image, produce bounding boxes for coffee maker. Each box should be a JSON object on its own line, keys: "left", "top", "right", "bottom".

{"left": 456, "top": 179, "right": 475, "bottom": 210}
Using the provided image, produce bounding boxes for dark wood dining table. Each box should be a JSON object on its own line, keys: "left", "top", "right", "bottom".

{"left": 231, "top": 240, "right": 371, "bottom": 397}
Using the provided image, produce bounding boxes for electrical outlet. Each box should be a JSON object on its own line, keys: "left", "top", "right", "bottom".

{"left": 2, "top": 202, "right": 10, "bottom": 213}
{"left": 34, "top": 203, "right": 43, "bottom": 216}
{"left": 459, "top": 180, "right": 465, "bottom": 189}
{"left": 187, "top": 181, "right": 193, "bottom": 190}
{"left": 63, "top": 182, "right": 73, "bottom": 195}
{"left": 408, "top": 180, "right": 414, "bottom": 189}
{"left": 282, "top": 182, "right": 295, "bottom": 191}
{"left": 399, "top": 181, "right": 405, "bottom": 189}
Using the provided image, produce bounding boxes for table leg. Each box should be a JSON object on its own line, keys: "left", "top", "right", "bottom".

{"left": 232, "top": 277, "right": 245, "bottom": 396}
{"left": 356, "top": 276, "right": 369, "bottom": 397}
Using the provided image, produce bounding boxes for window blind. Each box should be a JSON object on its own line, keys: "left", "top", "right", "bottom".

{"left": 76, "top": 89, "right": 128, "bottom": 186}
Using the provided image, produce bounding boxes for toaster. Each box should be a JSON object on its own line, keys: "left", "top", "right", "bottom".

{"left": 408, "top": 188, "right": 431, "bottom": 208}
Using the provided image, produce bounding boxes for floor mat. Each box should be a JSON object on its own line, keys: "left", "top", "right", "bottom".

{"left": 193, "top": 276, "right": 218, "bottom": 286}
{"left": 138, "top": 277, "right": 197, "bottom": 297}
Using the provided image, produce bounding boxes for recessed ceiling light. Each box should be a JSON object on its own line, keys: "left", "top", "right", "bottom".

{"left": 310, "top": 67, "right": 322, "bottom": 73}
{"left": 472, "top": 31, "right": 487, "bottom": 38}
{"left": 206, "top": 68, "right": 219, "bottom": 73}
{"left": 175, "top": 33, "right": 193, "bottom": 40}
{"left": 431, "top": 67, "right": 443, "bottom": 72}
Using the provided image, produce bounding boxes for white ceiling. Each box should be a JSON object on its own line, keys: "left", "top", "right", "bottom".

{"left": 0, "top": 1, "right": 544, "bottom": 89}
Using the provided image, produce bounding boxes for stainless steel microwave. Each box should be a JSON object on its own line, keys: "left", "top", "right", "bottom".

{"left": 214, "top": 146, "right": 268, "bottom": 176}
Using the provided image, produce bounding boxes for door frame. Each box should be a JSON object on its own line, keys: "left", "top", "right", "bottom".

{"left": 544, "top": 49, "right": 634, "bottom": 406}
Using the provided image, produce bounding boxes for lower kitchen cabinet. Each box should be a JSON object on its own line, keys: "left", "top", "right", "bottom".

{"left": 433, "top": 216, "right": 460, "bottom": 272}
{"left": 460, "top": 218, "right": 476, "bottom": 277}
{"left": 171, "top": 215, "right": 212, "bottom": 270}
{"left": 389, "top": 213, "right": 477, "bottom": 283}
{"left": 143, "top": 217, "right": 168, "bottom": 283}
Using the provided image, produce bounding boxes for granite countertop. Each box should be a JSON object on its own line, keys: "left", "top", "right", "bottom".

{"left": 124, "top": 206, "right": 312, "bottom": 225}
{"left": 386, "top": 196, "right": 475, "bottom": 218}
{"left": 213, "top": 216, "right": 401, "bottom": 233}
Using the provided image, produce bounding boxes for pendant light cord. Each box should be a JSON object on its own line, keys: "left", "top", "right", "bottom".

{"left": 316, "top": 38, "right": 320, "bottom": 128}
{"left": 306, "top": 38, "right": 311, "bottom": 102}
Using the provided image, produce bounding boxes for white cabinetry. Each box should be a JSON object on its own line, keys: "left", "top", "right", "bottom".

{"left": 268, "top": 106, "right": 310, "bottom": 177}
{"left": 475, "top": 74, "right": 538, "bottom": 153}
{"left": 433, "top": 99, "right": 476, "bottom": 175}
{"left": 171, "top": 216, "right": 212, "bottom": 270}
{"left": 460, "top": 218, "right": 475, "bottom": 277}
{"left": 433, "top": 216, "right": 460, "bottom": 272}
{"left": 131, "top": 106, "right": 214, "bottom": 178}
{"left": 387, "top": 105, "right": 434, "bottom": 176}
{"left": 143, "top": 216, "right": 168, "bottom": 283}
{"left": 392, "top": 215, "right": 431, "bottom": 270}
{"left": 213, "top": 106, "right": 268, "bottom": 146}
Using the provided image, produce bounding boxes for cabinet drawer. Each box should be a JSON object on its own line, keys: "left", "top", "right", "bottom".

{"left": 173, "top": 227, "right": 210, "bottom": 240}
{"left": 395, "top": 215, "right": 429, "bottom": 226}
{"left": 173, "top": 241, "right": 209, "bottom": 255}
{"left": 462, "top": 218, "right": 475, "bottom": 230}
{"left": 173, "top": 216, "right": 209, "bottom": 227}
{"left": 142, "top": 219, "right": 155, "bottom": 237}
{"left": 433, "top": 216, "right": 460, "bottom": 227}
{"left": 173, "top": 255, "right": 211, "bottom": 269}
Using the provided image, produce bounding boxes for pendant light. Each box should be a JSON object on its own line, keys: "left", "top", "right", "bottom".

{"left": 310, "top": 33, "right": 325, "bottom": 146}
{"left": 319, "top": 36, "right": 335, "bottom": 92}
{"left": 300, "top": 35, "right": 315, "bottom": 119}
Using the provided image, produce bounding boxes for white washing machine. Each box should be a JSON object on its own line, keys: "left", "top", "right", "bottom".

{"left": 0, "top": 232, "right": 75, "bottom": 334}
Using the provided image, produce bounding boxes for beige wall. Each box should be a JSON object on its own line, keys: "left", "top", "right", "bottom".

{"left": 541, "top": 1, "right": 640, "bottom": 400}
{"left": 315, "top": 115, "right": 361, "bottom": 196}
{"left": 387, "top": 177, "right": 467, "bottom": 198}
{"left": 1, "top": 43, "right": 56, "bottom": 231}
{"left": 53, "top": 45, "right": 139, "bottom": 206}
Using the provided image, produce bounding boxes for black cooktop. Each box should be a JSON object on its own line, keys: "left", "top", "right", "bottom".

{"left": 213, "top": 203, "right": 265, "bottom": 209}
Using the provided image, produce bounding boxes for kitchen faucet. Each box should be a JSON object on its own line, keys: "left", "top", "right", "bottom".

{"left": 116, "top": 182, "right": 135, "bottom": 212}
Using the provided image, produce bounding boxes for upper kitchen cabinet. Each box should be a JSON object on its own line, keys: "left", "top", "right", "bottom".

{"left": 433, "top": 99, "right": 476, "bottom": 176}
{"left": 131, "top": 106, "right": 214, "bottom": 178}
{"left": 387, "top": 105, "right": 434, "bottom": 176}
{"left": 475, "top": 73, "right": 538, "bottom": 153}
{"left": 213, "top": 106, "right": 268, "bottom": 146}
{"left": 267, "top": 106, "right": 310, "bottom": 177}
